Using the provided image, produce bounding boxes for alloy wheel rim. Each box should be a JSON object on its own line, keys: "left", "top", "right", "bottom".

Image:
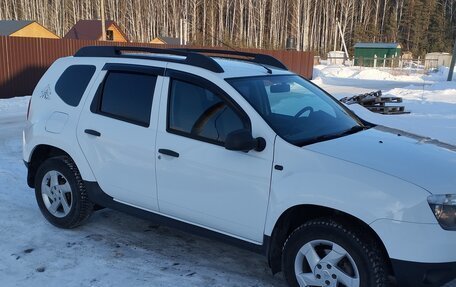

{"left": 41, "top": 170, "right": 73, "bottom": 218}
{"left": 294, "top": 239, "right": 360, "bottom": 287}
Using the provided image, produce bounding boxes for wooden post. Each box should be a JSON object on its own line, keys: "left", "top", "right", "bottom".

{"left": 374, "top": 54, "right": 377, "bottom": 68}
{"left": 100, "top": 0, "right": 106, "bottom": 41}
{"left": 383, "top": 54, "right": 386, "bottom": 67}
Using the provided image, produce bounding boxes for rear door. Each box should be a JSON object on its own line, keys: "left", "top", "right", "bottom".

{"left": 77, "top": 63, "right": 164, "bottom": 211}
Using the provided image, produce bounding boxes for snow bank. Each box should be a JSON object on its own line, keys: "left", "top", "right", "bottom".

{"left": 0, "top": 96, "right": 30, "bottom": 112}
{"left": 426, "top": 66, "right": 456, "bottom": 82}
{"left": 385, "top": 81, "right": 456, "bottom": 104}
{"left": 313, "top": 65, "right": 425, "bottom": 83}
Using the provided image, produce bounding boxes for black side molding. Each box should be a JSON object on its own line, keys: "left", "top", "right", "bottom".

{"left": 84, "top": 180, "right": 268, "bottom": 255}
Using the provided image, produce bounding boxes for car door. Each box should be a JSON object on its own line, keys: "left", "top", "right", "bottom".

{"left": 155, "top": 70, "right": 274, "bottom": 243}
{"left": 77, "top": 63, "right": 164, "bottom": 211}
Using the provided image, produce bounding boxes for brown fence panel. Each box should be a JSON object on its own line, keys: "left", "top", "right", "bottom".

{"left": 0, "top": 36, "right": 10, "bottom": 97}
{"left": 0, "top": 36, "right": 313, "bottom": 99}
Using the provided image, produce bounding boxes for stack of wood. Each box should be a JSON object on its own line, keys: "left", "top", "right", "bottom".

{"left": 340, "top": 90, "right": 409, "bottom": 115}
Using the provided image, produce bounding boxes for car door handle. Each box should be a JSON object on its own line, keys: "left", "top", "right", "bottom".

{"left": 84, "top": 129, "right": 101, "bottom": 137}
{"left": 158, "top": 149, "right": 179, "bottom": 158}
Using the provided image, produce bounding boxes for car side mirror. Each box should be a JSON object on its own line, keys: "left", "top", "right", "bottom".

{"left": 225, "top": 129, "right": 266, "bottom": 152}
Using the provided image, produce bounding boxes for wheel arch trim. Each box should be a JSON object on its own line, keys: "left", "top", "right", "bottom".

{"left": 26, "top": 142, "right": 95, "bottom": 187}
{"left": 266, "top": 204, "right": 392, "bottom": 275}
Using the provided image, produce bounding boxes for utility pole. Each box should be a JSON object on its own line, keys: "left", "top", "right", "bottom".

{"left": 100, "top": 0, "right": 106, "bottom": 41}
{"left": 448, "top": 37, "right": 456, "bottom": 81}
{"left": 337, "top": 19, "right": 349, "bottom": 60}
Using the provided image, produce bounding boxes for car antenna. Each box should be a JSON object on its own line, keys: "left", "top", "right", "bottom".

{"left": 197, "top": 27, "right": 272, "bottom": 74}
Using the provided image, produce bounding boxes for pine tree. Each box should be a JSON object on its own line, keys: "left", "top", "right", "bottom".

{"left": 428, "top": 0, "right": 450, "bottom": 52}
{"left": 385, "top": 6, "right": 398, "bottom": 42}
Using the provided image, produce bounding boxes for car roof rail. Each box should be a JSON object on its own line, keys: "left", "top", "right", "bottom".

{"left": 74, "top": 46, "right": 225, "bottom": 73}
{"left": 172, "top": 48, "right": 288, "bottom": 70}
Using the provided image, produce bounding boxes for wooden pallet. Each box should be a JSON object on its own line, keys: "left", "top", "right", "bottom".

{"left": 364, "top": 105, "right": 410, "bottom": 115}
{"left": 362, "top": 96, "right": 403, "bottom": 105}
{"left": 340, "top": 90, "right": 408, "bottom": 114}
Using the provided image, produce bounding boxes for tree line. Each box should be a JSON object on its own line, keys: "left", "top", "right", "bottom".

{"left": 1, "top": 0, "right": 455, "bottom": 56}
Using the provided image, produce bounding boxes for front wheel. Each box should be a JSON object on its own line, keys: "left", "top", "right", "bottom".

{"left": 35, "top": 156, "right": 94, "bottom": 229}
{"left": 282, "top": 219, "right": 389, "bottom": 287}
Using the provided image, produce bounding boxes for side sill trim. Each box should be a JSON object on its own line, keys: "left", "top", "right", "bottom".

{"left": 84, "top": 181, "right": 270, "bottom": 256}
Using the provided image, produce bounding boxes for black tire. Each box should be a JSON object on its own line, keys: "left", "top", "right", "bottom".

{"left": 282, "top": 218, "right": 389, "bottom": 287}
{"left": 35, "top": 156, "right": 94, "bottom": 229}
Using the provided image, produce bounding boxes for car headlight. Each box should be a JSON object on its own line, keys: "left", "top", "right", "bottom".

{"left": 428, "top": 194, "right": 456, "bottom": 230}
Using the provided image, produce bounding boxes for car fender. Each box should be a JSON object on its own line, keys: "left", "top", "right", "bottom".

{"left": 264, "top": 136, "right": 437, "bottom": 236}
{"left": 23, "top": 119, "right": 96, "bottom": 182}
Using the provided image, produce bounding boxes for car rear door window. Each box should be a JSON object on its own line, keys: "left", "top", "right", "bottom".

{"left": 55, "top": 65, "right": 96, "bottom": 107}
{"left": 98, "top": 71, "right": 157, "bottom": 127}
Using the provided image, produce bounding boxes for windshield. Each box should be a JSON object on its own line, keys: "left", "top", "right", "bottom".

{"left": 227, "top": 75, "right": 365, "bottom": 146}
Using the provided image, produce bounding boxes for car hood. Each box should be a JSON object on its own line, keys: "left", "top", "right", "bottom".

{"left": 305, "top": 126, "right": 456, "bottom": 194}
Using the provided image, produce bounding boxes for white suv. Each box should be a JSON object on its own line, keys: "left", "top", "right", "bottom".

{"left": 23, "top": 46, "right": 456, "bottom": 287}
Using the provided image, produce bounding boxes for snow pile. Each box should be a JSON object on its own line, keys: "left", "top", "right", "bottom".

{"left": 426, "top": 66, "right": 456, "bottom": 82}
{"left": 0, "top": 96, "right": 29, "bottom": 112}
{"left": 386, "top": 81, "right": 456, "bottom": 104}
{"left": 313, "top": 65, "right": 358, "bottom": 79}
{"left": 313, "top": 65, "right": 425, "bottom": 83}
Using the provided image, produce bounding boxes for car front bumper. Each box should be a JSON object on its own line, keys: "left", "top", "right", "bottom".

{"left": 391, "top": 259, "right": 456, "bottom": 287}
{"left": 370, "top": 219, "right": 456, "bottom": 286}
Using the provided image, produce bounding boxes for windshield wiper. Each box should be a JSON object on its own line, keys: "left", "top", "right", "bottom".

{"left": 298, "top": 125, "right": 367, "bottom": 147}
{"left": 339, "top": 125, "right": 366, "bottom": 136}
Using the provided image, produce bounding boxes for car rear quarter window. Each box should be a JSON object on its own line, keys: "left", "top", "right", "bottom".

{"left": 98, "top": 71, "right": 157, "bottom": 127}
{"left": 55, "top": 65, "right": 96, "bottom": 107}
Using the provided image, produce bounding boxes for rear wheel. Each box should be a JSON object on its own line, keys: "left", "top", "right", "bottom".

{"left": 35, "top": 156, "right": 94, "bottom": 228}
{"left": 282, "top": 218, "right": 388, "bottom": 287}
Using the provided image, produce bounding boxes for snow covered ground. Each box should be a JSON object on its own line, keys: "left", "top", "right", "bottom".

{"left": 0, "top": 65, "right": 455, "bottom": 286}
{"left": 314, "top": 65, "right": 456, "bottom": 145}
{"left": 0, "top": 97, "right": 285, "bottom": 286}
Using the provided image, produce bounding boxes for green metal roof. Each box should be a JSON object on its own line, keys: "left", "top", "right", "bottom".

{"left": 354, "top": 43, "right": 401, "bottom": 49}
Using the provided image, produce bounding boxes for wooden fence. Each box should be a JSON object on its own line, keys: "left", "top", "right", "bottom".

{"left": 0, "top": 36, "right": 314, "bottom": 99}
